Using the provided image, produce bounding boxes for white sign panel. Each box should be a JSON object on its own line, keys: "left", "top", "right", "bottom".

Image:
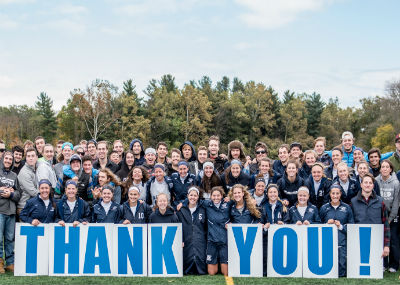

{"left": 14, "top": 223, "right": 49, "bottom": 276}
{"left": 267, "top": 225, "right": 303, "bottom": 277}
{"left": 347, "top": 224, "right": 384, "bottom": 279}
{"left": 302, "top": 225, "right": 338, "bottom": 278}
{"left": 148, "top": 223, "right": 183, "bottom": 277}
{"left": 228, "top": 224, "right": 263, "bottom": 277}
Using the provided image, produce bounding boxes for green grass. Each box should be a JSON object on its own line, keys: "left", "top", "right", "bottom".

{"left": 1, "top": 272, "right": 398, "bottom": 284}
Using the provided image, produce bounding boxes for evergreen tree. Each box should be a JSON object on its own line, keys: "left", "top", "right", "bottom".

{"left": 305, "top": 92, "right": 325, "bottom": 137}
{"left": 35, "top": 92, "right": 57, "bottom": 142}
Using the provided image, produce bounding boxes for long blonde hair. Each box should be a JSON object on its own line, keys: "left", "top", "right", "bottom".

{"left": 228, "top": 184, "right": 261, "bottom": 218}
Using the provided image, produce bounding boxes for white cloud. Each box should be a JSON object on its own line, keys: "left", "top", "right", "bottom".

{"left": 0, "top": 75, "right": 15, "bottom": 88}
{"left": 0, "top": 14, "right": 18, "bottom": 29}
{"left": 114, "top": 0, "right": 203, "bottom": 16}
{"left": 46, "top": 19, "right": 86, "bottom": 35}
{"left": 0, "top": 0, "right": 34, "bottom": 4}
{"left": 235, "top": 0, "right": 335, "bottom": 29}
{"left": 57, "top": 4, "right": 87, "bottom": 15}
{"left": 233, "top": 42, "right": 255, "bottom": 51}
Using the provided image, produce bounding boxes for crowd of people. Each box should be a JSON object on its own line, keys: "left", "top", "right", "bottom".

{"left": 0, "top": 130, "right": 399, "bottom": 277}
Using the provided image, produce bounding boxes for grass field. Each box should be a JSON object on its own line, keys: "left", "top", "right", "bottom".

{"left": 1, "top": 272, "right": 399, "bottom": 285}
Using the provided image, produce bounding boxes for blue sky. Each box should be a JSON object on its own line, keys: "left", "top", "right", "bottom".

{"left": 0, "top": 0, "right": 399, "bottom": 110}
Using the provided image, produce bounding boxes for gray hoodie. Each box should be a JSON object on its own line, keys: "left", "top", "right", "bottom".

{"left": 36, "top": 159, "right": 57, "bottom": 188}
{"left": 17, "top": 162, "right": 38, "bottom": 209}
{"left": 376, "top": 173, "right": 400, "bottom": 222}
{"left": 0, "top": 153, "right": 21, "bottom": 215}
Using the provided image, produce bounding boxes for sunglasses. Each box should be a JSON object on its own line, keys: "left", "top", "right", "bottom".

{"left": 0, "top": 149, "right": 5, "bottom": 152}
{"left": 78, "top": 152, "right": 85, "bottom": 156}
{"left": 255, "top": 150, "right": 266, "bottom": 155}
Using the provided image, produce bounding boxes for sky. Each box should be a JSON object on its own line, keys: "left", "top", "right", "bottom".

{"left": 0, "top": 0, "right": 399, "bottom": 110}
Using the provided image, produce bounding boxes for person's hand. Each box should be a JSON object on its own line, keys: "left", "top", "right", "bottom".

{"left": 32, "top": 219, "right": 40, "bottom": 226}
{"left": 224, "top": 196, "right": 230, "bottom": 202}
{"left": 296, "top": 221, "right": 302, "bottom": 225}
{"left": 263, "top": 223, "right": 271, "bottom": 229}
{"left": 72, "top": 221, "right": 80, "bottom": 227}
{"left": 182, "top": 242, "right": 184, "bottom": 248}
{"left": 334, "top": 220, "right": 341, "bottom": 228}
{"left": 252, "top": 158, "right": 257, "bottom": 164}
{"left": 58, "top": 221, "right": 65, "bottom": 227}
{"left": 72, "top": 176, "right": 79, "bottom": 182}
{"left": 139, "top": 200, "right": 144, "bottom": 204}
{"left": 122, "top": 220, "right": 131, "bottom": 225}
{"left": 283, "top": 200, "right": 289, "bottom": 206}
{"left": 82, "top": 221, "right": 88, "bottom": 225}
{"left": 303, "top": 220, "right": 310, "bottom": 225}
{"left": 382, "top": 246, "right": 390, "bottom": 257}
{"left": 225, "top": 222, "right": 231, "bottom": 229}
{"left": 0, "top": 188, "right": 11, "bottom": 198}
{"left": 176, "top": 203, "right": 183, "bottom": 211}
{"left": 327, "top": 219, "right": 335, "bottom": 224}
{"left": 7, "top": 187, "right": 14, "bottom": 193}
{"left": 92, "top": 187, "right": 101, "bottom": 199}
{"left": 166, "top": 157, "right": 172, "bottom": 164}
{"left": 219, "top": 154, "right": 228, "bottom": 160}
{"left": 277, "top": 221, "right": 284, "bottom": 225}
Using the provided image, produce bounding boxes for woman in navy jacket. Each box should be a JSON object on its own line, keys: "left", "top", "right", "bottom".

{"left": 20, "top": 179, "right": 56, "bottom": 225}
{"left": 92, "top": 185, "right": 121, "bottom": 223}
{"left": 56, "top": 180, "right": 91, "bottom": 227}
{"left": 305, "top": 162, "right": 332, "bottom": 208}
{"left": 332, "top": 162, "right": 360, "bottom": 204}
{"left": 177, "top": 186, "right": 207, "bottom": 275}
{"left": 120, "top": 186, "right": 153, "bottom": 224}
{"left": 261, "top": 184, "right": 289, "bottom": 275}
{"left": 228, "top": 184, "right": 261, "bottom": 224}
{"left": 148, "top": 193, "right": 179, "bottom": 223}
{"left": 250, "top": 177, "right": 269, "bottom": 210}
{"left": 221, "top": 160, "right": 250, "bottom": 193}
{"left": 319, "top": 184, "right": 354, "bottom": 277}
{"left": 289, "top": 186, "right": 321, "bottom": 224}
{"left": 249, "top": 158, "right": 278, "bottom": 189}
{"left": 203, "top": 186, "right": 232, "bottom": 276}
{"left": 277, "top": 160, "right": 306, "bottom": 207}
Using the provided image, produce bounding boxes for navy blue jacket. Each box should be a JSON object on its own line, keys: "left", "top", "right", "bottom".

{"left": 170, "top": 173, "right": 196, "bottom": 207}
{"left": 355, "top": 175, "right": 381, "bottom": 196}
{"left": 148, "top": 207, "right": 180, "bottom": 223}
{"left": 177, "top": 200, "right": 207, "bottom": 275}
{"left": 272, "top": 160, "right": 286, "bottom": 177}
{"left": 230, "top": 201, "right": 260, "bottom": 224}
{"left": 318, "top": 153, "right": 332, "bottom": 167}
{"left": 56, "top": 196, "right": 91, "bottom": 223}
{"left": 20, "top": 194, "right": 56, "bottom": 224}
{"left": 120, "top": 201, "right": 153, "bottom": 224}
{"left": 305, "top": 177, "right": 332, "bottom": 208}
{"left": 299, "top": 164, "right": 312, "bottom": 181}
{"left": 277, "top": 174, "right": 306, "bottom": 207}
{"left": 288, "top": 203, "right": 321, "bottom": 224}
{"left": 324, "top": 164, "right": 336, "bottom": 180}
{"left": 204, "top": 200, "right": 232, "bottom": 244}
{"left": 221, "top": 171, "right": 251, "bottom": 192}
{"left": 319, "top": 201, "right": 354, "bottom": 246}
{"left": 91, "top": 200, "right": 121, "bottom": 223}
{"left": 261, "top": 200, "right": 290, "bottom": 224}
{"left": 332, "top": 177, "right": 360, "bottom": 204}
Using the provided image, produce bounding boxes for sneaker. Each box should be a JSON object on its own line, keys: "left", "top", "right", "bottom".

{"left": 389, "top": 268, "right": 397, "bottom": 273}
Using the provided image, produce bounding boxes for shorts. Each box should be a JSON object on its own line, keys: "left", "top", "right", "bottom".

{"left": 206, "top": 241, "right": 228, "bottom": 264}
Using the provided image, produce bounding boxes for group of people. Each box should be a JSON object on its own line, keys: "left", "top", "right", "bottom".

{"left": 0, "top": 130, "right": 399, "bottom": 277}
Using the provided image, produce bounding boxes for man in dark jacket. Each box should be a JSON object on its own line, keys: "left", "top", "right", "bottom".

{"left": 130, "top": 139, "right": 145, "bottom": 166}
{"left": 11, "top": 145, "right": 24, "bottom": 175}
{"left": 0, "top": 151, "right": 21, "bottom": 273}
{"left": 93, "top": 141, "right": 119, "bottom": 173}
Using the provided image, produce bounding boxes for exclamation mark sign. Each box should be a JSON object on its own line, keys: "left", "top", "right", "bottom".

{"left": 359, "top": 227, "right": 371, "bottom": 275}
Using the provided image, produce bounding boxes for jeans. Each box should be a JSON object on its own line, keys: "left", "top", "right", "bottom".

{"left": 0, "top": 214, "right": 16, "bottom": 265}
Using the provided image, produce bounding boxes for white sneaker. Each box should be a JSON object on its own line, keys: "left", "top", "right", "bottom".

{"left": 389, "top": 268, "right": 397, "bottom": 273}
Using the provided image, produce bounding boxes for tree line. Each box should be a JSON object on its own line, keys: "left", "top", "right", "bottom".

{"left": 1, "top": 76, "right": 399, "bottom": 158}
